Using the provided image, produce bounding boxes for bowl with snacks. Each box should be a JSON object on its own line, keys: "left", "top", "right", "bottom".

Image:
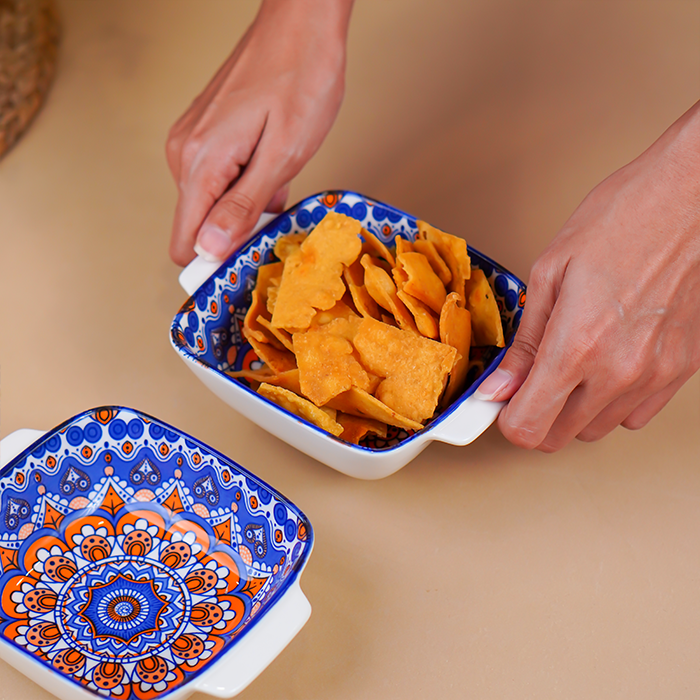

{"left": 0, "top": 406, "right": 313, "bottom": 700}
{"left": 171, "top": 191, "right": 526, "bottom": 479}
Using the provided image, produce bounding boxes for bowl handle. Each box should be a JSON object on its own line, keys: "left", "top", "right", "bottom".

{"left": 0, "top": 429, "right": 46, "bottom": 469}
{"left": 178, "top": 212, "right": 278, "bottom": 296}
{"left": 429, "top": 396, "right": 506, "bottom": 446}
{"left": 194, "top": 580, "right": 311, "bottom": 698}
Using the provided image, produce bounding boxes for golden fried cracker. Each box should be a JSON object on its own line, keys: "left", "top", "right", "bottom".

{"left": 353, "top": 318, "right": 456, "bottom": 423}
{"left": 337, "top": 413, "right": 388, "bottom": 445}
{"left": 362, "top": 228, "right": 395, "bottom": 267}
{"left": 416, "top": 220, "right": 471, "bottom": 299}
{"left": 293, "top": 327, "right": 371, "bottom": 406}
{"left": 392, "top": 263, "right": 409, "bottom": 292}
{"left": 266, "top": 277, "right": 281, "bottom": 315}
{"left": 308, "top": 299, "right": 359, "bottom": 330}
{"left": 360, "top": 254, "right": 418, "bottom": 333}
{"left": 271, "top": 212, "right": 363, "bottom": 331}
{"left": 259, "top": 368, "right": 302, "bottom": 394}
{"left": 344, "top": 260, "right": 381, "bottom": 320}
{"left": 439, "top": 292, "right": 472, "bottom": 406}
{"left": 258, "top": 383, "right": 343, "bottom": 436}
{"left": 413, "top": 238, "right": 452, "bottom": 286}
{"left": 394, "top": 236, "right": 414, "bottom": 256}
{"left": 464, "top": 268, "right": 505, "bottom": 347}
{"left": 397, "top": 251, "right": 447, "bottom": 314}
{"left": 247, "top": 335, "right": 297, "bottom": 374}
{"left": 397, "top": 290, "right": 439, "bottom": 340}
{"left": 243, "top": 262, "right": 284, "bottom": 347}
{"left": 226, "top": 368, "right": 275, "bottom": 385}
{"left": 327, "top": 388, "right": 423, "bottom": 432}
{"left": 274, "top": 232, "right": 307, "bottom": 262}
{"left": 256, "top": 315, "right": 294, "bottom": 352}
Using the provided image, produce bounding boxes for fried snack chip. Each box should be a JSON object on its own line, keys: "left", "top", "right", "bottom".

{"left": 256, "top": 315, "right": 294, "bottom": 352}
{"left": 271, "top": 212, "right": 363, "bottom": 331}
{"left": 259, "top": 368, "right": 302, "bottom": 394}
{"left": 394, "top": 236, "right": 414, "bottom": 256}
{"left": 293, "top": 323, "right": 372, "bottom": 406}
{"left": 397, "top": 289, "right": 439, "bottom": 340}
{"left": 416, "top": 220, "right": 471, "bottom": 299}
{"left": 230, "top": 210, "right": 507, "bottom": 447}
{"left": 361, "top": 228, "right": 395, "bottom": 267}
{"left": 353, "top": 318, "right": 457, "bottom": 423}
{"left": 361, "top": 254, "right": 418, "bottom": 333}
{"left": 274, "top": 232, "right": 307, "bottom": 262}
{"left": 243, "top": 262, "right": 284, "bottom": 347}
{"left": 337, "top": 412, "right": 388, "bottom": 445}
{"left": 396, "top": 251, "right": 447, "bottom": 314}
{"left": 344, "top": 260, "right": 381, "bottom": 320}
{"left": 439, "top": 292, "right": 472, "bottom": 406}
{"left": 247, "top": 335, "right": 297, "bottom": 374}
{"left": 413, "top": 238, "right": 452, "bottom": 286}
{"left": 391, "top": 261, "right": 409, "bottom": 291}
{"left": 227, "top": 368, "right": 275, "bottom": 388}
{"left": 464, "top": 268, "right": 505, "bottom": 347}
{"left": 258, "top": 383, "right": 343, "bottom": 437}
{"left": 266, "top": 276, "right": 281, "bottom": 315}
{"left": 308, "top": 299, "right": 359, "bottom": 330}
{"left": 327, "top": 388, "right": 423, "bottom": 432}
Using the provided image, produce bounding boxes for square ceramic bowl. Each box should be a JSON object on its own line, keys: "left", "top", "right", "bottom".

{"left": 0, "top": 406, "right": 313, "bottom": 700}
{"left": 171, "top": 191, "right": 526, "bottom": 480}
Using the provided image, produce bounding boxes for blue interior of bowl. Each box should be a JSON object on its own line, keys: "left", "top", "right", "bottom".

{"left": 0, "top": 406, "right": 313, "bottom": 699}
{"left": 171, "top": 190, "right": 526, "bottom": 450}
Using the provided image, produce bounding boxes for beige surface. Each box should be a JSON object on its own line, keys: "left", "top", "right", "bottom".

{"left": 1, "top": 0, "right": 700, "bottom": 697}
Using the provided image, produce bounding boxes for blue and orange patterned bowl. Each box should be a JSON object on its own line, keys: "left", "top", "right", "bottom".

{"left": 171, "top": 191, "right": 527, "bottom": 479}
{"left": 0, "top": 407, "right": 313, "bottom": 700}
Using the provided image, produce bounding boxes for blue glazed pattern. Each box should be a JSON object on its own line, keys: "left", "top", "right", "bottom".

{"left": 0, "top": 407, "right": 312, "bottom": 699}
{"left": 171, "top": 190, "right": 527, "bottom": 450}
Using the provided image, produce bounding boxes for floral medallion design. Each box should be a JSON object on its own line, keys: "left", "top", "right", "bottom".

{"left": 0, "top": 407, "right": 313, "bottom": 699}
{"left": 170, "top": 190, "right": 527, "bottom": 450}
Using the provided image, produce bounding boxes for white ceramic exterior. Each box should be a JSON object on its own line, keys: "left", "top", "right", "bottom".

{"left": 178, "top": 353, "right": 504, "bottom": 480}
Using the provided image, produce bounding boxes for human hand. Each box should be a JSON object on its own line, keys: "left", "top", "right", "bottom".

{"left": 476, "top": 101, "right": 700, "bottom": 451}
{"left": 166, "top": 0, "right": 354, "bottom": 266}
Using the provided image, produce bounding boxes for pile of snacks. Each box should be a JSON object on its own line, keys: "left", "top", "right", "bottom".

{"left": 229, "top": 212, "right": 505, "bottom": 445}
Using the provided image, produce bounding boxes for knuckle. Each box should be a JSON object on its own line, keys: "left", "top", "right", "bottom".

{"left": 498, "top": 416, "right": 541, "bottom": 450}
{"left": 615, "top": 353, "right": 649, "bottom": 389}
{"left": 528, "top": 255, "right": 557, "bottom": 292}
{"left": 553, "top": 333, "right": 597, "bottom": 384}
{"left": 179, "top": 137, "right": 204, "bottom": 172}
{"left": 215, "top": 191, "right": 259, "bottom": 225}
{"left": 509, "top": 334, "right": 539, "bottom": 365}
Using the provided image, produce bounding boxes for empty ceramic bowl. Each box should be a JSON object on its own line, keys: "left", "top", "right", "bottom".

{"left": 0, "top": 406, "right": 313, "bottom": 700}
{"left": 171, "top": 190, "right": 526, "bottom": 480}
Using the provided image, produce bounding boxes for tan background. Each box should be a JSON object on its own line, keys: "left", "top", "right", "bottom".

{"left": 1, "top": 1, "right": 700, "bottom": 698}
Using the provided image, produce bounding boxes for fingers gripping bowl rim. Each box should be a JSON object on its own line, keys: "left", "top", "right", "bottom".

{"left": 170, "top": 190, "right": 527, "bottom": 479}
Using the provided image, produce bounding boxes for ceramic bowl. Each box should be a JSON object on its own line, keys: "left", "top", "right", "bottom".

{"left": 171, "top": 191, "right": 526, "bottom": 480}
{"left": 0, "top": 406, "right": 313, "bottom": 700}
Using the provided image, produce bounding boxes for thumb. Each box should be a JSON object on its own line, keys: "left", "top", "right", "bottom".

{"left": 474, "top": 266, "right": 557, "bottom": 402}
{"left": 194, "top": 146, "right": 290, "bottom": 262}
{"left": 194, "top": 185, "right": 274, "bottom": 262}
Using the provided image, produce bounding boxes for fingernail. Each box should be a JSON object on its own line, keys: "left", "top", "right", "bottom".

{"left": 475, "top": 368, "right": 512, "bottom": 401}
{"left": 194, "top": 224, "right": 232, "bottom": 262}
